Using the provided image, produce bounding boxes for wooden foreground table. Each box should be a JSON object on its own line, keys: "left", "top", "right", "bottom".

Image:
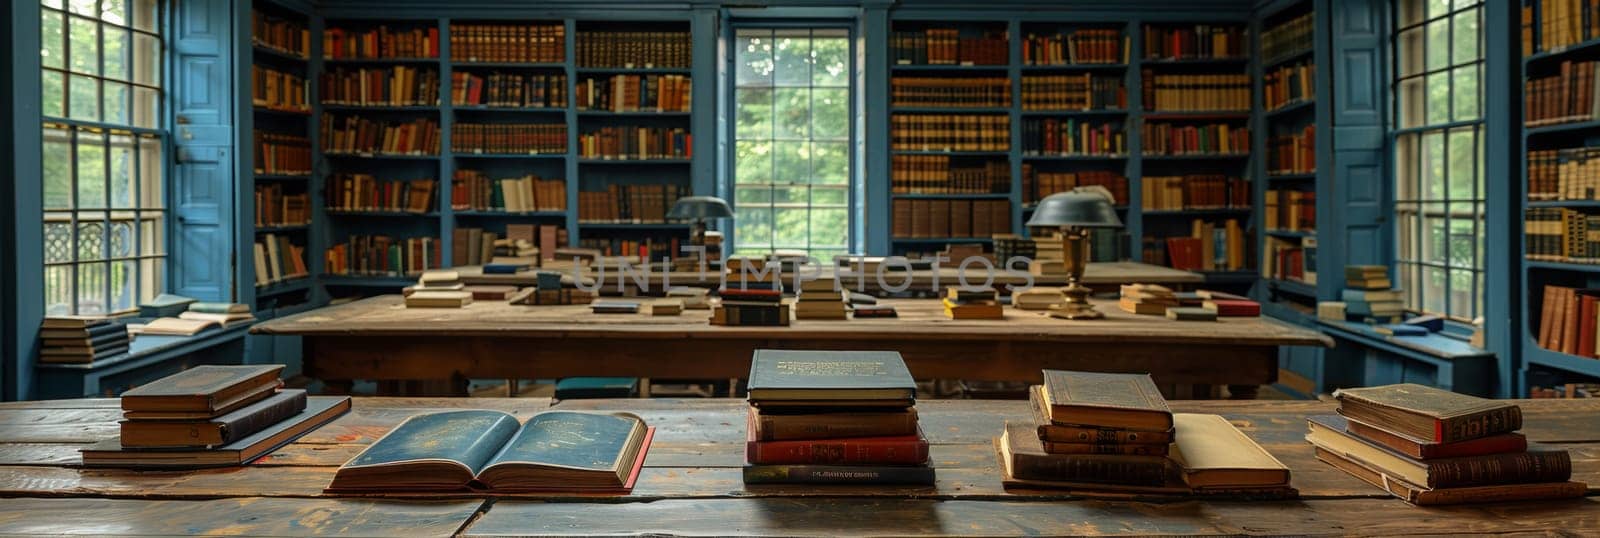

{"left": 252, "top": 296, "right": 1331, "bottom": 398}
{"left": 0, "top": 397, "right": 1593, "bottom": 536}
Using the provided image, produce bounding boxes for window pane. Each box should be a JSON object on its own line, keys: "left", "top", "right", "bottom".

{"left": 101, "top": 0, "right": 126, "bottom": 25}
{"left": 1448, "top": 268, "right": 1473, "bottom": 318}
{"left": 104, "top": 81, "right": 130, "bottom": 124}
{"left": 77, "top": 261, "right": 107, "bottom": 315}
{"left": 813, "top": 88, "right": 848, "bottom": 139}
{"left": 112, "top": 259, "right": 136, "bottom": 313}
{"left": 774, "top": 88, "right": 810, "bottom": 138}
{"left": 1398, "top": 0, "right": 1426, "bottom": 26}
{"left": 110, "top": 132, "right": 135, "bottom": 207}
{"left": 44, "top": 217, "right": 73, "bottom": 263}
{"left": 68, "top": 16, "right": 98, "bottom": 75}
{"left": 1394, "top": 133, "right": 1418, "bottom": 200}
{"left": 132, "top": 32, "right": 158, "bottom": 86}
{"left": 736, "top": 207, "right": 772, "bottom": 250}
{"left": 133, "top": 85, "right": 158, "bottom": 128}
{"left": 735, "top": 89, "right": 772, "bottom": 139}
{"left": 734, "top": 185, "right": 771, "bottom": 205}
{"left": 1425, "top": 71, "right": 1450, "bottom": 125}
{"left": 42, "top": 10, "right": 65, "bottom": 69}
{"left": 812, "top": 35, "right": 849, "bottom": 87}
{"left": 773, "top": 32, "right": 811, "bottom": 87}
{"left": 812, "top": 141, "right": 848, "bottom": 184}
{"left": 77, "top": 130, "right": 106, "bottom": 208}
{"left": 773, "top": 141, "right": 808, "bottom": 184}
{"left": 130, "top": 0, "right": 157, "bottom": 32}
{"left": 735, "top": 140, "right": 772, "bottom": 185}
{"left": 139, "top": 258, "right": 164, "bottom": 304}
{"left": 736, "top": 31, "right": 773, "bottom": 87}
{"left": 1446, "top": 127, "right": 1475, "bottom": 200}
{"left": 1398, "top": 76, "right": 1424, "bottom": 128}
{"left": 103, "top": 25, "right": 128, "bottom": 80}
{"left": 812, "top": 186, "right": 847, "bottom": 205}
{"left": 810, "top": 207, "right": 847, "bottom": 245}
{"left": 1397, "top": 27, "right": 1424, "bottom": 77}
{"left": 78, "top": 217, "right": 107, "bottom": 261}
{"left": 773, "top": 207, "right": 809, "bottom": 247}
{"left": 67, "top": 0, "right": 95, "bottom": 16}
{"left": 1422, "top": 131, "right": 1445, "bottom": 200}
{"left": 1427, "top": 0, "right": 1453, "bottom": 19}
{"left": 1451, "top": 65, "right": 1479, "bottom": 121}
{"left": 43, "top": 126, "right": 72, "bottom": 209}
{"left": 68, "top": 74, "right": 98, "bottom": 120}
{"left": 138, "top": 134, "right": 162, "bottom": 207}
{"left": 1424, "top": 19, "right": 1449, "bottom": 72}
{"left": 1451, "top": 9, "right": 1478, "bottom": 65}
{"left": 140, "top": 214, "right": 164, "bottom": 255}
{"left": 42, "top": 71, "right": 65, "bottom": 117}
{"left": 45, "top": 264, "right": 73, "bottom": 316}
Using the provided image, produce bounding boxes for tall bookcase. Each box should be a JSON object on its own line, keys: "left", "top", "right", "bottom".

{"left": 1519, "top": 0, "right": 1600, "bottom": 394}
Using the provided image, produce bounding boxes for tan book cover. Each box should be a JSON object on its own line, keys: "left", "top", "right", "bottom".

{"left": 1169, "top": 413, "right": 1289, "bottom": 490}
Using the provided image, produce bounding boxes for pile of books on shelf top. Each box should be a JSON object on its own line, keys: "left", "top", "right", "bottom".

{"left": 1307, "top": 383, "right": 1585, "bottom": 505}
{"left": 714, "top": 259, "right": 787, "bottom": 326}
{"left": 38, "top": 316, "right": 130, "bottom": 364}
{"left": 743, "top": 350, "right": 933, "bottom": 485}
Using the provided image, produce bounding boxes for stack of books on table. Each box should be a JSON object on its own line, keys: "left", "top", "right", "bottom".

{"left": 38, "top": 316, "right": 129, "bottom": 364}
{"left": 943, "top": 286, "right": 1003, "bottom": 319}
{"left": 1012, "top": 287, "right": 1065, "bottom": 311}
{"left": 743, "top": 350, "right": 933, "bottom": 485}
{"left": 714, "top": 278, "right": 788, "bottom": 327}
{"left": 1307, "top": 383, "right": 1586, "bottom": 505}
{"left": 178, "top": 302, "right": 256, "bottom": 327}
{"left": 406, "top": 270, "right": 471, "bottom": 308}
{"left": 1030, "top": 234, "right": 1067, "bottom": 276}
{"left": 83, "top": 365, "right": 351, "bottom": 467}
{"left": 1343, "top": 265, "right": 1402, "bottom": 322}
{"left": 795, "top": 276, "right": 848, "bottom": 320}
{"left": 997, "top": 370, "right": 1294, "bottom": 497}
{"left": 1119, "top": 284, "right": 1177, "bottom": 315}
{"left": 1199, "top": 290, "right": 1260, "bottom": 317}
{"left": 666, "top": 286, "right": 710, "bottom": 309}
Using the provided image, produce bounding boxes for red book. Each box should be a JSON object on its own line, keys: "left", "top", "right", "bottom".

{"left": 746, "top": 423, "right": 929, "bottom": 465}
{"left": 1346, "top": 417, "right": 1528, "bottom": 460}
{"left": 1581, "top": 295, "right": 1597, "bottom": 358}
{"left": 1203, "top": 298, "right": 1260, "bottom": 317}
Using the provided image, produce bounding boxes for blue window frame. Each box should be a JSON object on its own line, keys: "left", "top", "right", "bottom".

{"left": 39, "top": 0, "right": 167, "bottom": 315}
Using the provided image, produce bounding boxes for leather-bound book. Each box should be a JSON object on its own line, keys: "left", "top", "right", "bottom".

{"left": 1306, "top": 415, "right": 1569, "bottom": 489}
{"left": 1028, "top": 386, "right": 1174, "bottom": 445}
{"left": 1311, "top": 446, "right": 1586, "bottom": 506}
{"left": 748, "top": 406, "right": 918, "bottom": 441}
{"left": 120, "top": 365, "right": 285, "bottom": 415}
{"left": 997, "top": 422, "right": 1171, "bottom": 486}
{"left": 1333, "top": 383, "right": 1522, "bottom": 444}
{"left": 1345, "top": 416, "right": 1527, "bottom": 460}
{"left": 1039, "top": 369, "right": 1173, "bottom": 432}
{"left": 120, "top": 389, "right": 308, "bottom": 448}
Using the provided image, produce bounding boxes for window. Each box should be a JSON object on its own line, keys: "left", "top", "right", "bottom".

{"left": 1391, "top": 0, "right": 1483, "bottom": 321}
{"left": 730, "top": 27, "right": 853, "bottom": 259}
{"left": 40, "top": 0, "right": 166, "bottom": 316}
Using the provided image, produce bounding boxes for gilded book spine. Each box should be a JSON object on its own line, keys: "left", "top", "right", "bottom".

{"left": 1039, "top": 441, "right": 1169, "bottom": 456}
{"left": 1036, "top": 425, "right": 1174, "bottom": 445}
{"left": 1439, "top": 406, "right": 1522, "bottom": 443}
{"left": 1425, "top": 450, "right": 1571, "bottom": 488}
{"left": 746, "top": 436, "right": 929, "bottom": 465}
{"left": 1010, "top": 453, "right": 1170, "bottom": 486}
{"left": 754, "top": 410, "right": 919, "bottom": 441}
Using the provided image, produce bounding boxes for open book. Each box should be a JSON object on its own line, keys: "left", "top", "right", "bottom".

{"left": 328, "top": 410, "right": 653, "bottom": 493}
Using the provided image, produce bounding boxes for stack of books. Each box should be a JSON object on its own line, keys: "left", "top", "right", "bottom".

{"left": 715, "top": 266, "right": 787, "bottom": 326}
{"left": 998, "top": 370, "right": 1293, "bottom": 496}
{"left": 795, "top": 277, "right": 848, "bottom": 320}
{"left": 406, "top": 270, "right": 472, "bottom": 308}
{"left": 666, "top": 286, "right": 710, "bottom": 309}
{"left": 944, "top": 286, "right": 1003, "bottom": 320}
{"left": 1343, "top": 265, "right": 1403, "bottom": 322}
{"left": 1307, "top": 383, "right": 1585, "bottom": 505}
{"left": 509, "top": 286, "right": 595, "bottom": 306}
{"left": 743, "top": 350, "right": 933, "bottom": 485}
{"left": 38, "top": 317, "right": 129, "bottom": 364}
{"left": 1012, "top": 287, "right": 1065, "bottom": 311}
{"left": 178, "top": 303, "right": 256, "bottom": 328}
{"left": 1119, "top": 284, "right": 1178, "bottom": 315}
{"left": 82, "top": 365, "right": 352, "bottom": 467}
{"left": 1199, "top": 290, "right": 1261, "bottom": 317}
{"left": 1030, "top": 234, "right": 1067, "bottom": 276}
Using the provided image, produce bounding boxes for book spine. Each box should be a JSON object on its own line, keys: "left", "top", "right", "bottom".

{"left": 754, "top": 411, "right": 918, "bottom": 441}
{"left": 1039, "top": 441, "right": 1169, "bottom": 456}
{"left": 1425, "top": 450, "right": 1572, "bottom": 489}
{"left": 218, "top": 390, "right": 307, "bottom": 445}
{"left": 746, "top": 437, "right": 928, "bottom": 465}
{"left": 1438, "top": 406, "right": 1523, "bottom": 443}
{"left": 1036, "top": 425, "right": 1174, "bottom": 445}
{"left": 742, "top": 464, "right": 935, "bottom": 485}
{"left": 1412, "top": 481, "right": 1587, "bottom": 506}
{"left": 1010, "top": 453, "right": 1170, "bottom": 486}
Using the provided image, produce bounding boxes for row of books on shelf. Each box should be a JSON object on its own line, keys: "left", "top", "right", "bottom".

{"left": 1264, "top": 61, "right": 1314, "bottom": 111}
{"left": 1263, "top": 235, "right": 1315, "bottom": 284}
{"left": 1142, "top": 24, "right": 1246, "bottom": 60}
{"left": 449, "top": 23, "right": 564, "bottom": 63}
{"left": 254, "top": 234, "right": 310, "bottom": 287}
{"left": 1142, "top": 72, "right": 1251, "bottom": 112}
{"left": 1261, "top": 12, "right": 1314, "bottom": 61}
{"left": 321, "top": 115, "right": 440, "bottom": 155}
{"left": 1145, "top": 219, "right": 1249, "bottom": 271}
{"left": 1264, "top": 189, "right": 1316, "bottom": 232}
{"left": 1527, "top": 147, "right": 1600, "bottom": 200}
{"left": 253, "top": 132, "right": 311, "bottom": 176}
{"left": 453, "top": 224, "right": 567, "bottom": 266}
{"left": 578, "top": 126, "right": 691, "bottom": 159}
{"left": 254, "top": 184, "right": 310, "bottom": 227}
{"left": 1525, "top": 207, "right": 1600, "bottom": 263}
{"left": 252, "top": 66, "right": 309, "bottom": 113}
{"left": 1529, "top": 383, "right": 1600, "bottom": 398}
{"left": 576, "top": 183, "right": 687, "bottom": 224}
{"left": 576, "top": 31, "right": 691, "bottom": 69}
{"left": 1141, "top": 175, "right": 1250, "bottom": 211}
{"left": 890, "top": 155, "right": 1009, "bottom": 194}
{"left": 890, "top": 77, "right": 1010, "bottom": 108}
{"left": 324, "top": 26, "right": 439, "bottom": 60}
{"left": 1536, "top": 285, "right": 1600, "bottom": 359}
{"left": 452, "top": 123, "right": 567, "bottom": 155}
{"left": 1269, "top": 126, "right": 1316, "bottom": 175}
{"left": 891, "top": 29, "right": 1008, "bottom": 66}
{"left": 1022, "top": 119, "right": 1124, "bottom": 156}
{"left": 1020, "top": 74, "right": 1125, "bottom": 111}
{"left": 579, "top": 237, "right": 681, "bottom": 261}
{"left": 1524, "top": 0, "right": 1600, "bottom": 57}
{"left": 1022, "top": 29, "right": 1126, "bottom": 66}
{"left": 324, "top": 235, "right": 442, "bottom": 277}
{"left": 451, "top": 72, "right": 566, "bottom": 109}
{"left": 1022, "top": 168, "right": 1128, "bottom": 206}
{"left": 890, "top": 199, "right": 1012, "bottom": 239}
{"left": 320, "top": 66, "right": 439, "bottom": 107}
{"left": 326, "top": 175, "right": 436, "bottom": 214}
{"left": 891, "top": 114, "right": 1009, "bottom": 152}
{"left": 1524, "top": 60, "right": 1600, "bottom": 127}
{"left": 451, "top": 170, "right": 566, "bottom": 212}
{"left": 575, "top": 74, "right": 692, "bottom": 113}
{"left": 1142, "top": 122, "right": 1248, "bottom": 156}
{"left": 251, "top": 9, "right": 310, "bottom": 59}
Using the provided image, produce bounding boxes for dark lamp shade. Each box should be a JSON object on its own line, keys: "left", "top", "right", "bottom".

{"left": 1025, "top": 187, "right": 1124, "bottom": 229}
{"left": 667, "top": 196, "right": 735, "bottom": 220}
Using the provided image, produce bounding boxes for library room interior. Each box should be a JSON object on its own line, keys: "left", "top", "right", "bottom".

{"left": 0, "top": 0, "right": 1597, "bottom": 535}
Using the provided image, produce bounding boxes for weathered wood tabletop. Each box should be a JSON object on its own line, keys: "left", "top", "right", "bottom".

{"left": 455, "top": 260, "right": 1205, "bottom": 291}
{"left": 0, "top": 397, "right": 1593, "bottom": 536}
{"left": 252, "top": 296, "right": 1331, "bottom": 398}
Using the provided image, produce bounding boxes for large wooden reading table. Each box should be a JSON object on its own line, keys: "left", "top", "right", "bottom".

{"left": 252, "top": 296, "right": 1331, "bottom": 398}
{"left": 0, "top": 397, "right": 1593, "bottom": 536}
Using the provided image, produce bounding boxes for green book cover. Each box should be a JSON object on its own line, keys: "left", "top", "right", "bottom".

{"left": 746, "top": 349, "right": 915, "bottom": 402}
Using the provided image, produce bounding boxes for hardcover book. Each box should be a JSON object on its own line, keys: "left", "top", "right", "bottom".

{"left": 121, "top": 365, "right": 286, "bottom": 414}
{"left": 746, "top": 349, "right": 916, "bottom": 403}
{"left": 1344, "top": 417, "right": 1527, "bottom": 460}
{"left": 743, "top": 464, "right": 935, "bottom": 485}
{"left": 748, "top": 406, "right": 919, "bottom": 441}
{"left": 1039, "top": 370, "right": 1174, "bottom": 432}
{"left": 1333, "top": 383, "right": 1522, "bottom": 443}
{"left": 1029, "top": 386, "right": 1174, "bottom": 445}
{"left": 590, "top": 301, "right": 641, "bottom": 314}
{"left": 1169, "top": 413, "right": 1290, "bottom": 490}
{"left": 746, "top": 412, "right": 928, "bottom": 465}
{"left": 119, "top": 389, "right": 308, "bottom": 448}
{"left": 997, "top": 422, "right": 1171, "bottom": 487}
{"left": 329, "top": 410, "right": 653, "bottom": 493}
{"left": 1311, "top": 447, "right": 1586, "bottom": 506}
{"left": 83, "top": 396, "right": 350, "bottom": 468}
{"left": 1306, "top": 415, "right": 1569, "bottom": 489}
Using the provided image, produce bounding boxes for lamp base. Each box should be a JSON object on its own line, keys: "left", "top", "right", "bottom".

{"left": 1047, "top": 303, "right": 1105, "bottom": 320}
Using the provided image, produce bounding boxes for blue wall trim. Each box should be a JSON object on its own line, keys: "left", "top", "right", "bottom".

{"left": 6, "top": 1, "right": 44, "bottom": 400}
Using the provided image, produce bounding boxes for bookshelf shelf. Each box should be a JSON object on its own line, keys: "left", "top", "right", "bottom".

{"left": 1140, "top": 153, "right": 1251, "bottom": 161}
{"left": 1266, "top": 230, "right": 1314, "bottom": 238}
{"left": 253, "top": 107, "right": 312, "bottom": 117}
{"left": 455, "top": 153, "right": 567, "bottom": 160}
{"left": 453, "top": 61, "right": 566, "bottom": 69}
{"left": 1142, "top": 111, "right": 1252, "bottom": 120}
{"left": 1021, "top": 154, "right": 1127, "bottom": 161}
{"left": 256, "top": 278, "right": 313, "bottom": 296}
{"left": 255, "top": 174, "right": 312, "bottom": 182}
{"left": 1019, "top": 64, "right": 1128, "bottom": 72}
{"left": 1527, "top": 200, "right": 1600, "bottom": 208}
{"left": 577, "top": 158, "right": 691, "bottom": 165}
{"left": 453, "top": 210, "right": 569, "bottom": 218}
{"left": 892, "top": 193, "right": 1011, "bottom": 200}
{"left": 256, "top": 224, "right": 310, "bottom": 234}
{"left": 1200, "top": 270, "right": 1259, "bottom": 284}
{"left": 1019, "top": 109, "right": 1128, "bottom": 117}
{"left": 323, "top": 153, "right": 440, "bottom": 160}
{"left": 452, "top": 105, "right": 565, "bottom": 113}
{"left": 893, "top": 150, "right": 1011, "bottom": 156}
{"left": 252, "top": 44, "right": 309, "bottom": 63}
{"left": 892, "top": 107, "right": 1012, "bottom": 114}
{"left": 1526, "top": 259, "right": 1600, "bottom": 273}
{"left": 1525, "top": 345, "right": 1600, "bottom": 379}
{"left": 1525, "top": 119, "right": 1600, "bottom": 137}
{"left": 1141, "top": 208, "right": 1251, "bottom": 216}
{"left": 574, "top": 67, "right": 690, "bottom": 75}
{"left": 1267, "top": 173, "right": 1316, "bottom": 182}
{"left": 320, "top": 104, "right": 440, "bottom": 112}
{"left": 325, "top": 210, "right": 440, "bottom": 218}
{"left": 576, "top": 110, "right": 693, "bottom": 117}
{"left": 322, "top": 57, "right": 440, "bottom": 65}
{"left": 1265, "top": 99, "right": 1315, "bottom": 119}
{"left": 320, "top": 275, "right": 419, "bottom": 287}
{"left": 1140, "top": 57, "right": 1249, "bottom": 66}
{"left": 1262, "top": 48, "right": 1312, "bottom": 70}
{"left": 1524, "top": 37, "right": 1600, "bottom": 65}
{"left": 889, "top": 64, "right": 1009, "bottom": 72}
{"left": 1267, "top": 278, "right": 1317, "bottom": 297}
{"left": 891, "top": 237, "right": 995, "bottom": 244}
{"left": 578, "top": 222, "right": 690, "bottom": 229}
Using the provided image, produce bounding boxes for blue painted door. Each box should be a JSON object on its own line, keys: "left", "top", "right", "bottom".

{"left": 170, "top": 0, "right": 234, "bottom": 301}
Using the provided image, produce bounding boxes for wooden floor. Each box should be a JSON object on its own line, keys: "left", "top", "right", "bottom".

{"left": 0, "top": 397, "right": 1594, "bottom": 536}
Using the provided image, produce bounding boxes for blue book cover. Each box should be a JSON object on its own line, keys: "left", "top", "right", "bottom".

{"left": 482, "top": 263, "right": 530, "bottom": 274}
{"left": 747, "top": 349, "right": 915, "bottom": 402}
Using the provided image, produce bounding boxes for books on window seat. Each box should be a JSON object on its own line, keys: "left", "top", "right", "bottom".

{"left": 132, "top": 317, "right": 223, "bottom": 336}
{"left": 178, "top": 302, "right": 256, "bottom": 327}
{"left": 327, "top": 410, "right": 653, "bottom": 493}
{"left": 1305, "top": 383, "right": 1584, "bottom": 505}
{"left": 742, "top": 349, "right": 933, "bottom": 485}
{"left": 139, "top": 293, "right": 197, "bottom": 318}
{"left": 38, "top": 318, "right": 129, "bottom": 364}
